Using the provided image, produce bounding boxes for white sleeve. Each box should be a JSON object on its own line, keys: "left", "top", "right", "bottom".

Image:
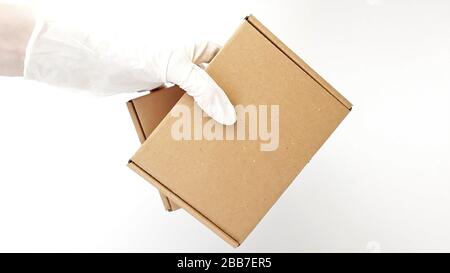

{"left": 23, "top": 18, "right": 167, "bottom": 96}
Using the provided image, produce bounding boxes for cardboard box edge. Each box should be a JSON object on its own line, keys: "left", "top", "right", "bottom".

{"left": 158, "top": 192, "right": 180, "bottom": 212}
{"left": 127, "top": 98, "right": 180, "bottom": 212}
{"left": 127, "top": 160, "right": 240, "bottom": 248}
{"left": 126, "top": 100, "right": 146, "bottom": 144}
{"left": 245, "top": 15, "right": 353, "bottom": 110}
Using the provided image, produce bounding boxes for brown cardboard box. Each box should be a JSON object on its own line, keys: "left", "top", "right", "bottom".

{"left": 127, "top": 86, "right": 184, "bottom": 211}
{"left": 128, "top": 15, "right": 352, "bottom": 247}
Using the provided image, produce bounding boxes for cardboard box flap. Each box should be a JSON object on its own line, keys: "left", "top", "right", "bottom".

{"left": 245, "top": 15, "right": 353, "bottom": 110}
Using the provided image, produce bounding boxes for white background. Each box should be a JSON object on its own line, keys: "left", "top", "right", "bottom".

{"left": 1, "top": 0, "right": 449, "bottom": 252}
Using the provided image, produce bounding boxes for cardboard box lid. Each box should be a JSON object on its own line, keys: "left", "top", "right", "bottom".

{"left": 128, "top": 15, "right": 352, "bottom": 247}
{"left": 127, "top": 86, "right": 185, "bottom": 211}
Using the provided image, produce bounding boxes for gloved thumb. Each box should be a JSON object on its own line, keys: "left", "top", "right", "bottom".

{"left": 166, "top": 42, "right": 236, "bottom": 125}
{"left": 179, "top": 65, "right": 237, "bottom": 126}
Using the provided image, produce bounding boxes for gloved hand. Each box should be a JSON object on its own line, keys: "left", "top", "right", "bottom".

{"left": 24, "top": 18, "right": 236, "bottom": 125}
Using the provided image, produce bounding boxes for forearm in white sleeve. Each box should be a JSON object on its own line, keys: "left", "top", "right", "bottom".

{"left": 24, "top": 19, "right": 170, "bottom": 95}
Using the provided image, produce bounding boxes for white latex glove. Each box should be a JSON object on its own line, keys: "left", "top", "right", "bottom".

{"left": 24, "top": 19, "right": 236, "bottom": 125}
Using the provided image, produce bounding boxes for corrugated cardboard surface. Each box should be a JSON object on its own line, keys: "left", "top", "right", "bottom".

{"left": 127, "top": 86, "right": 184, "bottom": 211}
{"left": 128, "top": 15, "right": 352, "bottom": 247}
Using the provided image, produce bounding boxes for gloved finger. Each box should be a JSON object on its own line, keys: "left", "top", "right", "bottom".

{"left": 192, "top": 41, "right": 222, "bottom": 65}
{"left": 180, "top": 65, "right": 236, "bottom": 125}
